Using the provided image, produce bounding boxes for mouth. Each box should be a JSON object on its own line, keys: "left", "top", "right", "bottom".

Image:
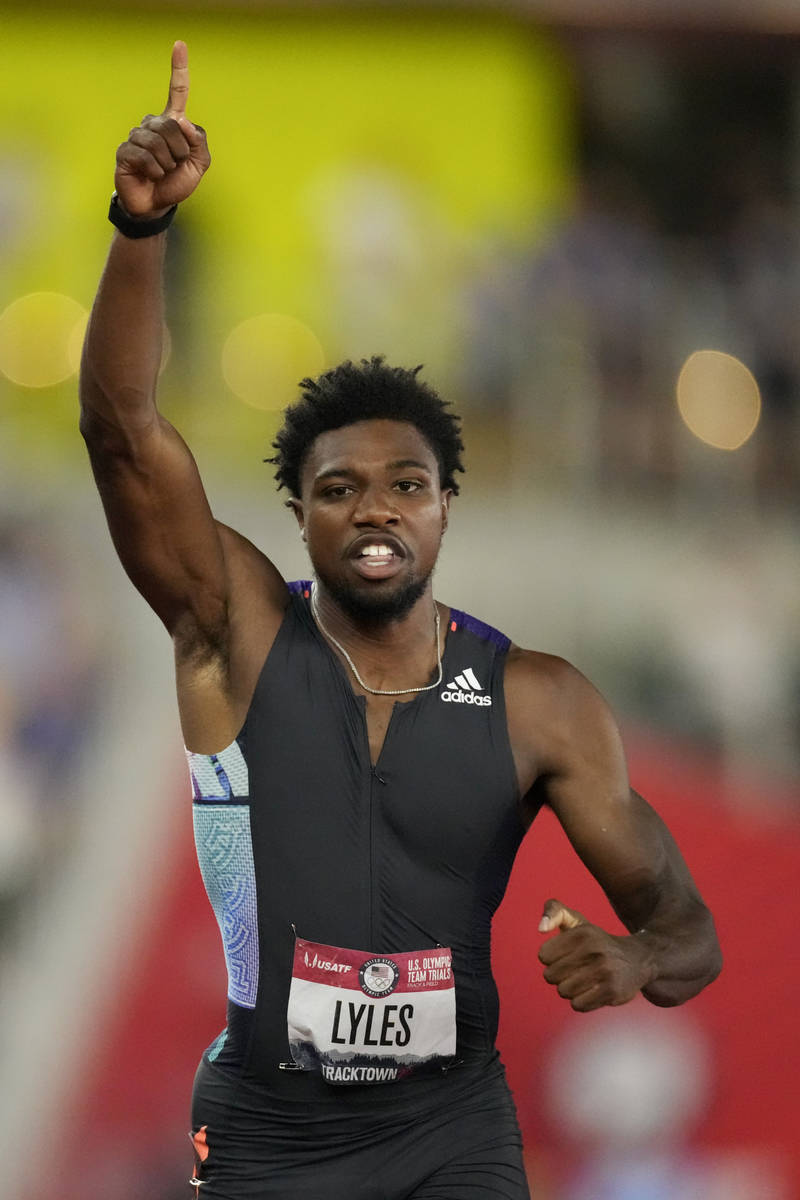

{"left": 347, "top": 535, "right": 407, "bottom": 581}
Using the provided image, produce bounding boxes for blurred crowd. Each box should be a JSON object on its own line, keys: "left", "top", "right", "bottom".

{"left": 453, "top": 51, "right": 800, "bottom": 794}
{"left": 0, "top": 513, "right": 104, "bottom": 955}
{"left": 462, "top": 159, "right": 800, "bottom": 510}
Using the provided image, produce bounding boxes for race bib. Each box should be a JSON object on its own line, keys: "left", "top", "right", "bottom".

{"left": 286, "top": 936, "right": 456, "bottom": 1085}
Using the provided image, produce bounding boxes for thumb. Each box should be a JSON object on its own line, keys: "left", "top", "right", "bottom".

{"left": 177, "top": 115, "right": 201, "bottom": 142}
{"left": 538, "top": 898, "right": 585, "bottom": 933}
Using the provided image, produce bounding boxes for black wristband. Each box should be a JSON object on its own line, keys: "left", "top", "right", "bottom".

{"left": 108, "top": 192, "right": 177, "bottom": 239}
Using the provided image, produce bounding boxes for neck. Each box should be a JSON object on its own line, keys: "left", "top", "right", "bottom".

{"left": 311, "top": 582, "right": 443, "bottom": 696}
{"left": 316, "top": 575, "right": 436, "bottom": 637}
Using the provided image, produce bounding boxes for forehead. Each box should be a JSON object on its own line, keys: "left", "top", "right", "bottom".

{"left": 301, "top": 420, "right": 439, "bottom": 487}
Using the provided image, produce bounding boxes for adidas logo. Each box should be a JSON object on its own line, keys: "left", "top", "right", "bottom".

{"left": 440, "top": 667, "right": 492, "bottom": 706}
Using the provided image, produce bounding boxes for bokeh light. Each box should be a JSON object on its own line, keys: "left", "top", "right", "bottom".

{"left": 221, "top": 313, "right": 325, "bottom": 411}
{"left": 0, "top": 292, "right": 87, "bottom": 388}
{"left": 676, "top": 349, "right": 761, "bottom": 451}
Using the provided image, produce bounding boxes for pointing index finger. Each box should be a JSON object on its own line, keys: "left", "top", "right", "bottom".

{"left": 164, "top": 40, "right": 190, "bottom": 118}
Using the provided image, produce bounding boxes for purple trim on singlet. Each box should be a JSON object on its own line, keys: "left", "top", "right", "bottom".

{"left": 448, "top": 608, "right": 511, "bottom": 654}
{"left": 288, "top": 584, "right": 510, "bottom": 654}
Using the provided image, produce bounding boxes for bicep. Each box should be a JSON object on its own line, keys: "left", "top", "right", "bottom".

{"left": 538, "top": 673, "right": 701, "bottom": 928}
{"left": 84, "top": 409, "right": 230, "bottom": 636}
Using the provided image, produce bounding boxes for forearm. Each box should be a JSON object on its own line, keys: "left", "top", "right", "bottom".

{"left": 575, "top": 790, "right": 722, "bottom": 1006}
{"left": 79, "top": 230, "right": 167, "bottom": 441}
{"left": 533, "top": 678, "right": 722, "bottom": 1012}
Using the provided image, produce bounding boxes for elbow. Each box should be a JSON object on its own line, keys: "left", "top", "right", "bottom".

{"left": 641, "top": 975, "right": 715, "bottom": 1008}
{"left": 78, "top": 405, "right": 99, "bottom": 444}
{"left": 80, "top": 390, "right": 159, "bottom": 461}
{"left": 79, "top": 405, "right": 122, "bottom": 457}
{"left": 640, "top": 988, "right": 685, "bottom": 1008}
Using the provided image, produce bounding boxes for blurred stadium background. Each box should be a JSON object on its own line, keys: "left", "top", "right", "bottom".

{"left": 1, "top": 1, "right": 799, "bottom": 1197}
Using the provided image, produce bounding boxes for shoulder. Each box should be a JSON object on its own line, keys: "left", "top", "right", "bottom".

{"left": 505, "top": 645, "right": 593, "bottom": 702}
{"left": 504, "top": 646, "right": 622, "bottom": 777}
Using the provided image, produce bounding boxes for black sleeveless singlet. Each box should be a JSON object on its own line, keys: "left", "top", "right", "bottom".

{"left": 187, "top": 582, "right": 525, "bottom": 1102}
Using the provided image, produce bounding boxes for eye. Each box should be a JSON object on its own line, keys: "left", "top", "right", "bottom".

{"left": 322, "top": 484, "right": 355, "bottom": 498}
{"left": 394, "top": 479, "right": 424, "bottom": 493}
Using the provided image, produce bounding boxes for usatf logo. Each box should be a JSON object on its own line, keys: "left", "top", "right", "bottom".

{"left": 304, "top": 950, "right": 352, "bottom": 975}
{"left": 441, "top": 667, "right": 492, "bottom": 706}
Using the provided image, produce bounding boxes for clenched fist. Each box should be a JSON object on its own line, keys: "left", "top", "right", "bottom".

{"left": 115, "top": 40, "right": 211, "bottom": 218}
{"left": 537, "top": 898, "right": 656, "bottom": 1012}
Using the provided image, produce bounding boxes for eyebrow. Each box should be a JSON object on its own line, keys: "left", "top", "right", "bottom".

{"left": 386, "top": 459, "right": 433, "bottom": 473}
{"left": 313, "top": 458, "right": 433, "bottom": 483}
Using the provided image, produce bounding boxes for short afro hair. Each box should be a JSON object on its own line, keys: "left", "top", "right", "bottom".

{"left": 267, "top": 356, "right": 465, "bottom": 499}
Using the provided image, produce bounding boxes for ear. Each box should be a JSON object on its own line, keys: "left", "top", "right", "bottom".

{"left": 286, "top": 497, "right": 307, "bottom": 541}
{"left": 440, "top": 489, "right": 452, "bottom": 535}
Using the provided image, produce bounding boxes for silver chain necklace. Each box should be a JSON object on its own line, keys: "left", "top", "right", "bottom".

{"left": 310, "top": 583, "right": 443, "bottom": 696}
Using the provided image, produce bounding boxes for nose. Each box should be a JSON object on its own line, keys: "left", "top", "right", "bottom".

{"left": 352, "top": 485, "right": 399, "bottom": 527}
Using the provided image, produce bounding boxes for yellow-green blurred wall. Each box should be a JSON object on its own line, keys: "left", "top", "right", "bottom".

{"left": 0, "top": 8, "right": 573, "bottom": 467}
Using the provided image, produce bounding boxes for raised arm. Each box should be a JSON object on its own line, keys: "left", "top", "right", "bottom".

{"left": 508, "top": 654, "right": 722, "bottom": 1011}
{"left": 80, "top": 42, "right": 286, "bottom": 654}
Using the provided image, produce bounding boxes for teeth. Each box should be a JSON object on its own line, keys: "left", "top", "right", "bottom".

{"left": 361, "top": 545, "right": 393, "bottom": 557}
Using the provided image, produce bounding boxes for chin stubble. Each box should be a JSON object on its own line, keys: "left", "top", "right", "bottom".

{"left": 316, "top": 571, "right": 433, "bottom": 624}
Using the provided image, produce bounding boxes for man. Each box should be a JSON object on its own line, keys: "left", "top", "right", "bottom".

{"left": 80, "top": 42, "right": 721, "bottom": 1200}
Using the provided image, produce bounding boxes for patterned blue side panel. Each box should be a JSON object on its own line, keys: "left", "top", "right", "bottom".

{"left": 187, "top": 740, "right": 259, "bottom": 1010}
{"left": 207, "top": 1027, "right": 229, "bottom": 1063}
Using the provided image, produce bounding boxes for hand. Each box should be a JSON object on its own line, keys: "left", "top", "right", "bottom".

{"left": 115, "top": 40, "right": 211, "bottom": 217}
{"left": 537, "top": 898, "right": 655, "bottom": 1012}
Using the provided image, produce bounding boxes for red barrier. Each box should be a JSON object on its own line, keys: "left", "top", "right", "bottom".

{"left": 56, "top": 737, "right": 800, "bottom": 1200}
